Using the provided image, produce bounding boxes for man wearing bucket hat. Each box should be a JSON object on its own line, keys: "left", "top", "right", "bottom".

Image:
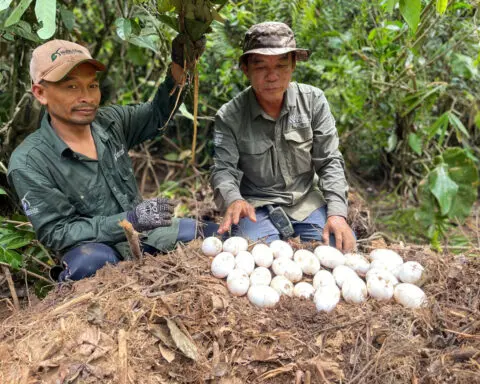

{"left": 210, "top": 22, "right": 356, "bottom": 252}
{"left": 7, "top": 36, "right": 217, "bottom": 281}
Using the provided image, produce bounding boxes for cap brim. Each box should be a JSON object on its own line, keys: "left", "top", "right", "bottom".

{"left": 41, "top": 59, "right": 106, "bottom": 83}
{"left": 239, "top": 47, "right": 310, "bottom": 65}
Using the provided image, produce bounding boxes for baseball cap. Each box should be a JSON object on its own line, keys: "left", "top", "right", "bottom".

{"left": 240, "top": 22, "right": 310, "bottom": 64}
{"left": 30, "top": 39, "right": 105, "bottom": 84}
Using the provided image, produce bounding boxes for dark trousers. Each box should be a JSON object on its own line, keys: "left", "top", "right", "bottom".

{"left": 57, "top": 218, "right": 218, "bottom": 281}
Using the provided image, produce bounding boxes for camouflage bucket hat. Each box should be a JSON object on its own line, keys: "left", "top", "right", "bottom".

{"left": 239, "top": 21, "right": 310, "bottom": 65}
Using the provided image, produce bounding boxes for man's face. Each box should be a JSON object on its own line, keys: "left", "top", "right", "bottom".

{"left": 32, "top": 63, "right": 101, "bottom": 128}
{"left": 242, "top": 53, "right": 295, "bottom": 105}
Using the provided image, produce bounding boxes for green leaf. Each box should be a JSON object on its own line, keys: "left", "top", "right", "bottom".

{"left": 128, "top": 35, "right": 158, "bottom": 53}
{"left": 426, "top": 112, "right": 449, "bottom": 140}
{"left": 157, "top": 14, "right": 179, "bottom": 32}
{"left": 408, "top": 133, "right": 422, "bottom": 155}
{"left": 399, "top": 0, "right": 421, "bottom": 33}
{"left": 475, "top": 111, "right": 480, "bottom": 129}
{"left": 385, "top": 0, "right": 397, "bottom": 13}
{"left": 60, "top": 6, "right": 75, "bottom": 31}
{"left": 5, "top": 0, "right": 32, "bottom": 27}
{"left": 35, "top": 0, "right": 57, "bottom": 39}
{"left": 11, "top": 20, "right": 39, "bottom": 42}
{"left": 447, "top": 112, "right": 470, "bottom": 139}
{"left": 0, "top": 187, "right": 6, "bottom": 195}
{"left": 428, "top": 164, "right": 458, "bottom": 216}
{"left": 164, "top": 152, "right": 178, "bottom": 161}
{"left": 436, "top": 0, "right": 448, "bottom": 14}
{"left": 6, "top": 238, "right": 32, "bottom": 249}
{"left": 0, "top": 249, "right": 22, "bottom": 269}
{"left": 115, "top": 17, "right": 132, "bottom": 40}
{"left": 179, "top": 104, "right": 194, "bottom": 120}
{"left": 0, "top": 0, "right": 13, "bottom": 12}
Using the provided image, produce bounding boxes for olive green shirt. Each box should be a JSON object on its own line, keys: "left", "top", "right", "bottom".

{"left": 7, "top": 74, "right": 181, "bottom": 257}
{"left": 211, "top": 82, "right": 348, "bottom": 221}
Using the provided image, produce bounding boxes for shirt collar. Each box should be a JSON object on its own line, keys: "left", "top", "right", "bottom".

{"left": 248, "top": 83, "right": 297, "bottom": 121}
{"left": 39, "top": 113, "right": 71, "bottom": 157}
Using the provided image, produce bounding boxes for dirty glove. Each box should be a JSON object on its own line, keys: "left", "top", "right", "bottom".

{"left": 126, "top": 198, "right": 175, "bottom": 232}
{"left": 171, "top": 34, "right": 206, "bottom": 69}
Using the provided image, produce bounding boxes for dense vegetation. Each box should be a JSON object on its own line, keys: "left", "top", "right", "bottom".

{"left": 0, "top": 0, "right": 478, "bottom": 284}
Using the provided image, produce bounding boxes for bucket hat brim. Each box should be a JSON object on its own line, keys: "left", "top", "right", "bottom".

{"left": 239, "top": 47, "right": 310, "bottom": 65}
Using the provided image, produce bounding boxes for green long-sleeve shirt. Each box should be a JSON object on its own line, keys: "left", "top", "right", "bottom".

{"left": 210, "top": 82, "right": 348, "bottom": 221}
{"left": 7, "top": 73, "right": 181, "bottom": 254}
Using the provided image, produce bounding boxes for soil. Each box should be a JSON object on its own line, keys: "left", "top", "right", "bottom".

{"left": 0, "top": 239, "right": 478, "bottom": 384}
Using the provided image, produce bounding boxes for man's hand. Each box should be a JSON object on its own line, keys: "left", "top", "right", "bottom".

{"left": 322, "top": 215, "right": 356, "bottom": 253}
{"left": 218, "top": 200, "right": 256, "bottom": 234}
{"left": 126, "top": 197, "right": 175, "bottom": 232}
{"left": 171, "top": 33, "right": 206, "bottom": 69}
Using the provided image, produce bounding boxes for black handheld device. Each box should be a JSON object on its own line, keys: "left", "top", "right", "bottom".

{"left": 266, "top": 205, "right": 295, "bottom": 238}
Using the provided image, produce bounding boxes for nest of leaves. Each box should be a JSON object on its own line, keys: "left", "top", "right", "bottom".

{"left": 0, "top": 236, "right": 479, "bottom": 384}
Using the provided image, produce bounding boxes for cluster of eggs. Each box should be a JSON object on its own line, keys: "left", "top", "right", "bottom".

{"left": 203, "top": 236, "right": 427, "bottom": 312}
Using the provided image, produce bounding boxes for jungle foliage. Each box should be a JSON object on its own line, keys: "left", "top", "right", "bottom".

{"left": 0, "top": 0, "right": 479, "bottom": 278}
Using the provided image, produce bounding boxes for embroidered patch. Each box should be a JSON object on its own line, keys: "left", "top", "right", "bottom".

{"left": 21, "top": 193, "right": 39, "bottom": 217}
{"left": 213, "top": 131, "right": 224, "bottom": 146}
{"left": 288, "top": 113, "right": 310, "bottom": 127}
{"left": 114, "top": 145, "right": 125, "bottom": 161}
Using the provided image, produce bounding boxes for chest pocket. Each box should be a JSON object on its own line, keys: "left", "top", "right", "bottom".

{"left": 283, "top": 127, "right": 313, "bottom": 175}
{"left": 238, "top": 139, "right": 276, "bottom": 187}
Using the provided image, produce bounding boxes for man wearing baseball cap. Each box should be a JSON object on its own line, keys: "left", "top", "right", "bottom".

{"left": 210, "top": 22, "right": 356, "bottom": 251}
{"left": 8, "top": 36, "right": 217, "bottom": 281}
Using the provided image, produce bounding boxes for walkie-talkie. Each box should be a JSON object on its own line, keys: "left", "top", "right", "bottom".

{"left": 266, "top": 205, "right": 295, "bottom": 238}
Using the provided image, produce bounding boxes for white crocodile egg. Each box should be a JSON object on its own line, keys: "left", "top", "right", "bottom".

{"left": 269, "top": 240, "right": 294, "bottom": 259}
{"left": 294, "top": 249, "right": 320, "bottom": 275}
{"left": 342, "top": 278, "right": 368, "bottom": 304}
{"left": 201, "top": 236, "right": 223, "bottom": 257}
{"left": 226, "top": 269, "right": 250, "bottom": 296}
{"left": 313, "top": 270, "right": 336, "bottom": 290}
{"left": 344, "top": 253, "right": 370, "bottom": 276}
{"left": 250, "top": 266, "right": 272, "bottom": 286}
{"left": 271, "top": 257, "right": 303, "bottom": 283}
{"left": 314, "top": 245, "right": 346, "bottom": 269}
{"left": 367, "top": 274, "right": 394, "bottom": 301}
{"left": 369, "top": 249, "right": 404, "bottom": 265}
{"left": 370, "top": 259, "right": 403, "bottom": 278}
{"left": 293, "top": 282, "right": 315, "bottom": 299}
{"left": 223, "top": 236, "right": 248, "bottom": 256}
{"left": 235, "top": 251, "right": 255, "bottom": 275}
{"left": 252, "top": 243, "right": 274, "bottom": 268}
{"left": 211, "top": 252, "right": 235, "bottom": 278}
{"left": 398, "top": 261, "right": 425, "bottom": 285}
{"left": 314, "top": 285, "right": 341, "bottom": 313}
{"left": 270, "top": 276, "right": 294, "bottom": 297}
{"left": 247, "top": 285, "right": 280, "bottom": 308}
{"left": 332, "top": 265, "right": 359, "bottom": 288}
{"left": 394, "top": 283, "right": 427, "bottom": 309}
{"left": 366, "top": 268, "right": 399, "bottom": 286}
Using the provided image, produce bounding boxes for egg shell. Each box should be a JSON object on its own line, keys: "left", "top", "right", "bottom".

{"left": 250, "top": 267, "right": 272, "bottom": 286}
{"left": 247, "top": 285, "right": 280, "bottom": 308}
{"left": 269, "top": 240, "right": 294, "bottom": 259}
{"left": 201, "top": 237, "right": 223, "bottom": 257}
{"left": 235, "top": 251, "right": 255, "bottom": 275}
{"left": 342, "top": 278, "right": 368, "bottom": 304}
{"left": 270, "top": 275, "right": 294, "bottom": 296}
{"left": 293, "top": 282, "right": 315, "bottom": 299}
{"left": 211, "top": 252, "right": 235, "bottom": 278}
{"left": 370, "top": 259, "right": 403, "bottom": 278}
{"left": 294, "top": 249, "right": 320, "bottom": 275}
{"left": 314, "top": 245, "right": 346, "bottom": 269}
{"left": 226, "top": 269, "right": 250, "bottom": 296}
{"left": 252, "top": 243, "right": 274, "bottom": 268}
{"left": 223, "top": 236, "right": 248, "bottom": 256}
{"left": 313, "top": 270, "right": 336, "bottom": 290}
{"left": 367, "top": 274, "right": 394, "bottom": 301}
{"left": 314, "top": 285, "right": 341, "bottom": 312}
{"left": 394, "top": 283, "right": 427, "bottom": 308}
{"left": 333, "top": 265, "right": 359, "bottom": 288}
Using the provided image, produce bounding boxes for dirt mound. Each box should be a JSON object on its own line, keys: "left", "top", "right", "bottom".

{"left": 0, "top": 241, "right": 479, "bottom": 383}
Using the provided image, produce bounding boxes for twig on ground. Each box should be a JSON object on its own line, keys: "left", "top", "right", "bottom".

{"left": 119, "top": 219, "right": 142, "bottom": 260}
{"left": 2, "top": 266, "right": 20, "bottom": 310}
